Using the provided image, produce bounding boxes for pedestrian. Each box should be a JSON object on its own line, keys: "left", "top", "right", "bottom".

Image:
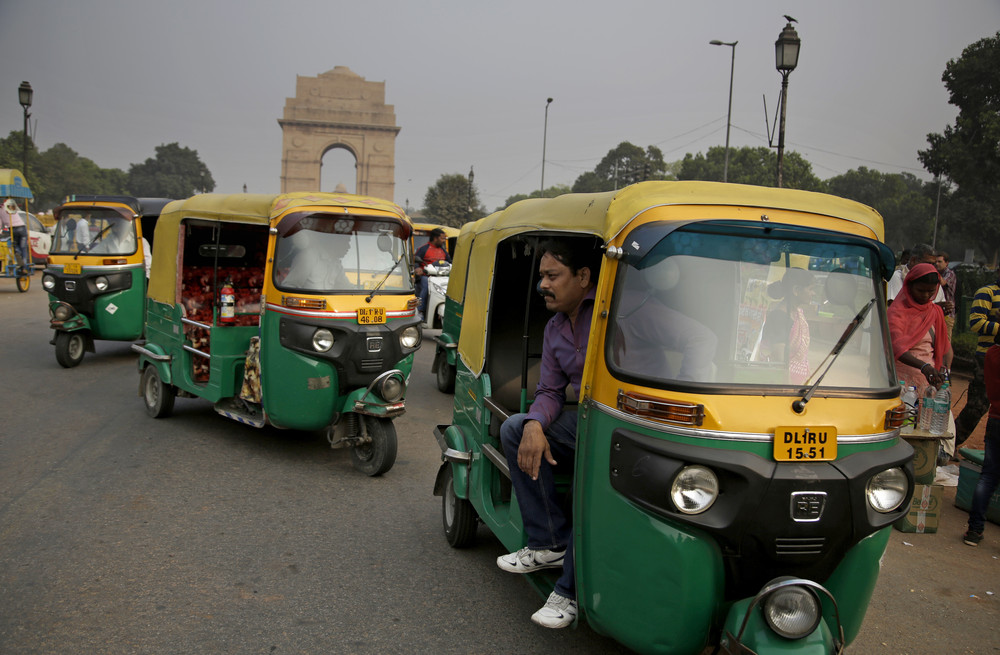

{"left": 887, "top": 244, "right": 944, "bottom": 307}
{"left": 955, "top": 265, "right": 1000, "bottom": 447}
{"left": 936, "top": 251, "right": 957, "bottom": 336}
{"left": 962, "top": 332, "right": 1000, "bottom": 547}
{"left": 1, "top": 198, "right": 30, "bottom": 273}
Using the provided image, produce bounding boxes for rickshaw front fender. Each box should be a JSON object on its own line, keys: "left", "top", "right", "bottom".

{"left": 431, "top": 424, "right": 471, "bottom": 499}
{"left": 338, "top": 384, "right": 406, "bottom": 419}
{"left": 720, "top": 598, "right": 836, "bottom": 654}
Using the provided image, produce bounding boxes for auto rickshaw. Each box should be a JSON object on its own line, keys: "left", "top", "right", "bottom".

{"left": 412, "top": 222, "right": 459, "bottom": 330}
{"left": 1, "top": 168, "right": 35, "bottom": 292}
{"left": 432, "top": 181, "right": 914, "bottom": 654}
{"left": 43, "top": 195, "right": 172, "bottom": 366}
{"left": 132, "top": 192, "right": 421, "bottom": 476}
{"left": 429, "top": 218, "right": 479, "bottom": 393}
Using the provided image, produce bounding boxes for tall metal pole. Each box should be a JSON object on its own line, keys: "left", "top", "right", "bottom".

{"left": 776, "top": 72, "right": 789, "bottom": 188}
{"left": 711, "top": 41, "right": 738, "bottom": 183}
{"left": 540, "top": 97, "right": 553, "bottom": 193}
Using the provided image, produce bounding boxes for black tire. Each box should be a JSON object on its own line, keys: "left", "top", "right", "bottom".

{"left": 435, "top": 351, "right": 456, "bottom": 394}
{"left": 442, "top": 465, "right": 477, "bottom": 547}
{"left": 351, "top": 417, "right": 397, "bottom": 476}
{"left": 54, "top": 331, "right": 86, "bottom": 368}
{"left": 16, "top": 275, "right": 29, "bottom": 292}
{"left": 142, "top": 364, "right": 175, "bottom": 418}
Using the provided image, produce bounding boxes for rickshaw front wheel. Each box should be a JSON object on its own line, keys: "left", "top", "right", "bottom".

{"left": 142, "top": 365, "right": 175, "bottom": 418}
{"left": 350, "top": 417, "right": 397, "bottom": 476}
{"left": 442, "top": 465, "right": 477, "bottom": 547}
{"left": 54, "top": 331, "right": 86, "bottom": 368}
{"left": 16, "top": 275, "right": 29, "bottom": 292}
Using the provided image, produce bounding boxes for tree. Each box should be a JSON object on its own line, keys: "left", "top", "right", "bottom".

{"left": 825, "top": 167, "right": 934, "bottom": 252}
{"left": 918, "top": 31, "right": 1000, "bottom": 261}
{"left": 0, "top": 130, "right": 43, "bottom": 205}
{"left": 499, "top": 184, "right": 571, "bottom": 211}
{"left": 677, "top": 146, "right": 823, "bottom": 191}
{"left": 34, "top": 142, "right": 128, "bottom": 209}
{"left": 423, "top": 173, "right": 483, "bottom": 227}
{"left": 571, "top": 142, "right": 669, "bottom": 192}
{"left": 127, "top": 142, "right": 215, "bottom": 198}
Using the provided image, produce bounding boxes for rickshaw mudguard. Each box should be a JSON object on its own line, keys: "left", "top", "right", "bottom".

{"left": 432, "top": 424, "right": 471, "bottom": 499}
{"left": 134, "top": 343, "right": 173, "bottom": 385}
{"left": 718, "top": 528, "right": 891, "bottom": 653}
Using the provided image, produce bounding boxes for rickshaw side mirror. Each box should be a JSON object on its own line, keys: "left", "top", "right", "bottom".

{"left": 377, "top": 233, "right": 393, "bottom": 253}
{"left": 824, "top": 268, "right": 857, "bottom": 306}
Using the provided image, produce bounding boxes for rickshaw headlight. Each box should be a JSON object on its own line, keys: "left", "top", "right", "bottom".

{"left": 94, "top": 275, "right": 109, "bottom": 291}
{"left": 399, "top": 325, "right": 421, "bottom": 349}
{"left": 763, "top": 584, "right": 822, "bottom": 639}
{"left": 42, "top": 274, "right": 56, "bottom": 291}
{"left": 378, "top": 374, "right": 406, "bottom": 403}
{"left": 312, "top": 328, "right": 335, "bottom": 352}
{"left": 52, "top": 303, "right": 75, "bottom": 321}
{"left": 866, "top": 467, "right": 908, "bottom": 513}
{"left": 670, "top": 465, "right": 719, "bottom": 514}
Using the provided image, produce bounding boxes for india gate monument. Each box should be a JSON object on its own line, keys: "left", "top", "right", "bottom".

{"left": 278, "top": 67, "right": 399, "bottom": 201}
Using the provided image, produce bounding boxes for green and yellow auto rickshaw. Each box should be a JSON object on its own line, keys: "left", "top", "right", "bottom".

{"left": 433, "top": 181, "right": 914, "bottom": 653}
{"left": 133, "top": 192, "right": 421, "bottom": 476}
{"left": 43, "top": 195, "right": 172, "bottom": 367}
{"left": 429, "top": 218, "right": 479, "bottom": 393}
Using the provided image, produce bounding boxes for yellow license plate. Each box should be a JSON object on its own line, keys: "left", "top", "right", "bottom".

{"left": 357, "top": 307, "right": 385, "bottom": 325}
{"left": 64, "top": 262, "right": 82, "bottom": 275}
{"left": 774, "top": 426, "right": 837, "bottom": 461}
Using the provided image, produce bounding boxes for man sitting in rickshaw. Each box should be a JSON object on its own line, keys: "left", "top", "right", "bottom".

{"left": 496, "top": 239, "right": 601, "bottom": 629}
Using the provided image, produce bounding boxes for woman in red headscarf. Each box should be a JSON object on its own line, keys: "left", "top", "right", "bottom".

{"left": 887, "top": 262, "right": 953, "bottom": 395}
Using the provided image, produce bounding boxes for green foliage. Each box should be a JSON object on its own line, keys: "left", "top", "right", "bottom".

{"left": 677, "top": 146, "right": 822, "bottom": 191}
{"left": 423, "top": 173, "right": 484, "bottom": 227}
{"left": 126, "top": 143, "right": 215, "bottom": 198}
{"left": 825, "top": 167, "right": 933, "bottom": 252}
{"left": 35, "top": 142, "right": 128, "bottom": 209}
{"left": 919, "top": 31, "right": 1000, "bottom": 261}
{"left": 499, "top": 184, "right": 571, "bottom": 211}
{"left": 571, "top": 142, "right": 669, "bottom": 192}
{"left": 0, "top": 130, "right": 44, "bottom": 205}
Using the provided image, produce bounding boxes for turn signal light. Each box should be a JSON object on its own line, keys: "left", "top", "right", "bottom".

{"left": 617, "top": 390, "right": 705, "bottom": 426}
{"left": 102, "top": 258, "right": 127, "bottom": 265}
{"left": 885, "top": 404, "right": 907, "bottom": 430}
{"left": 283, "top": 296, "right": 326, "bottom": 310}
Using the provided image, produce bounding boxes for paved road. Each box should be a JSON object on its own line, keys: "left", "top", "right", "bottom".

{"left": 1, "top": 279, "right": 997, "bottom": 654}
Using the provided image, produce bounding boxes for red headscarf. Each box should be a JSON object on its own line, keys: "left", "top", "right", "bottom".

{"left": 887, "top": 262, "right": 949, "bottom": 368}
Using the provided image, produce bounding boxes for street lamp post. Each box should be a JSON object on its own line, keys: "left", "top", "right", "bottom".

{"left": 709, "top": 40, "right": 737, "bottom": 183}
{"left": 774, "top": 19, "right": 800, "bottom": 188}
{"left": 540, "top": 97, "right": 553, "bottom": 194}
{"left": 18, "top": 81, "right": 33, "bottom": 177}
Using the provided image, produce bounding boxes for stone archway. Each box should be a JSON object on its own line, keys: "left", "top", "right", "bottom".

{"left": 278, "top": 66, "right": 400, "bottom": 200}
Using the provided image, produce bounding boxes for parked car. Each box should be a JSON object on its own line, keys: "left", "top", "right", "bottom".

{"left": 22, "top": 210, "right": 51, "bottom": 265}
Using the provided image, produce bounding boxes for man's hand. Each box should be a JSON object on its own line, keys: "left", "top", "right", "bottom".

{"left": 518, "top": 420, "right": 556, "bottom": 480}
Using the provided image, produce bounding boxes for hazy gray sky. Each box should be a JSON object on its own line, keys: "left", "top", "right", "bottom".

{"left": 1, "top": 1, "right": 997, "bottom": 212}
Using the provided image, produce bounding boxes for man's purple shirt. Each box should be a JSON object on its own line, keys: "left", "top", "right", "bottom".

{"left": 525, "top": 287, "right": 596, "bottom": 430}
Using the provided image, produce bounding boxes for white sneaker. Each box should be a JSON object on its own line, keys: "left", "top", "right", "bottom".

{"left": 496, "top": 546, "right": 565, "bottom": 573}
{"left": 531, "top": 591, "right": 578, "bottom": 628}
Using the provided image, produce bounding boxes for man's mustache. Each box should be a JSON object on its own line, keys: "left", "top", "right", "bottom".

{"left": 536, "top": 283, "right": 555, "bottom": 299}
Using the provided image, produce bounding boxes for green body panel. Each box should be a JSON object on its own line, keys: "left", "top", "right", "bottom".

{"left": 48, "top": 267, "right": 146, "bottom": 341}
{"left": 440, "top": 425, "right": 471, "bottom": 499}
{"left": 575, "top": 405, "right": 724, "bottom": 655}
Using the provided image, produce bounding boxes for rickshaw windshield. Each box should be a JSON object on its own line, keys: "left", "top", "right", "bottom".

{"left": 607, "top": 221, "right": 894, "bottom": 392}
{"left": 51, "top": 208, "right": 137, "bottom": 256}
{"left": 274, "top": 214, "right": 414, "bottom": 293}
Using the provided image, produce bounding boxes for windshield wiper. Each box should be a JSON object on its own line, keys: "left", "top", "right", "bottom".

{"left": 792, "top": 298, "right": 876, "bottom": 414}
{"left": 365, "top": 254, "right": 406, "bottom": 303}
{"left": 74, "top": 224, "right": 113, "bottom": 259}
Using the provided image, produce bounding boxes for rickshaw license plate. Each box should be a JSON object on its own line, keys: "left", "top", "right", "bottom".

{"left": 357, "top": 307, "right": 386, "bottom": 324}
{"left": 63, "top": 262, "right": 82, "bottom": 275}
{"left": 774, "top": 426, "right": 837, "bottom": 461}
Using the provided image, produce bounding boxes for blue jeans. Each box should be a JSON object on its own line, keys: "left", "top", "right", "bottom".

{"left": 415, "top": 275, "right": 428, "bottom": 314}
{"left": 969, "top": 417, "right": 1000, "bottom": 533}
{"left": 501, "top": 411, "right": 577, "bottom": 600}
{"left": 11, "top": 225, "right": 28, "bottom": 268}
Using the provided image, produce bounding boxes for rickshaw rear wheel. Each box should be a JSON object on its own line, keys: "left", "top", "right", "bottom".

{"left": 442, "top": 465, "right": 477, "bottom": 547}
{"left": 54, "top": 331, "right": 86, "bottom": 368}
{"left": 142, "top": 364, "right": 175, "bottom": 418}
{"left": 351, "top": 417, "right": 397, "bottom": 476}
{"left": 16, "top": 275, "right": 29, "bottom": 292}
{"left": 435, "top": 351, "right": 455, "bottom": 393}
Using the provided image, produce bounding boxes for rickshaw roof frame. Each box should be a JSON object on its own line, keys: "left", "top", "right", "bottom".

{"left": 56, "top": 195, "right": 175, "bottom": 220}
{"left": 147, "top": 191, "right": 410, "bottom": 306}
{"left": 412, "top": 222, "right": 460, "bottom": 238}
{"left": 456, "top": 180, "right": 888, "bottom": 378}
{"left": 0, "top": 168, "right": 32, "bottom": 200}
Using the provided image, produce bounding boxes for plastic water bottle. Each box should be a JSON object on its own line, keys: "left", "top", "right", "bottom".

{"left": 900, "top": 384, "right": 918, "bottom": 433}
{"left": 919, "top": 384, "right": 937, "bottom": 432}
{"left": 929, "top": 381, "right": 951, "bottom": 436}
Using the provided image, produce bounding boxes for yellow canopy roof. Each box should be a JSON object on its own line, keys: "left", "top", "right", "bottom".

{"left": 148, "top": 192, "right": 408, "bottom": 305}
{"left": 456, "top": 181, "right": 885, "bottom": 376}
{"left": 0, "top": 169, "right": 32, "bottom": 199}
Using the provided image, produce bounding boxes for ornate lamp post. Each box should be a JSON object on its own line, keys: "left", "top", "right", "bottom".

{"left": 18, "top": 81, "right": 33, "bottom": 177}
{"left": 709, "top": 40, "right": 737, "bottom": 182}
{"left": 540, "top": 97, "right": 553, "bottom": 193}
{"left": 774, "top": 19, "right": 800, "bottom": 188}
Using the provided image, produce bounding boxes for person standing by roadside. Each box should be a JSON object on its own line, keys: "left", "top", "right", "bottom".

{"left": 955, "top": 266, "right": 1000, "bottom": 447}
{"left": 962, "top": 333, "right": 1000, "bottom": 547}
{"left": 936, "top": 251, "right": 957, "bottom": 336}
{"left": 887, "top": 244, "right": 945, "bottom": 308}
